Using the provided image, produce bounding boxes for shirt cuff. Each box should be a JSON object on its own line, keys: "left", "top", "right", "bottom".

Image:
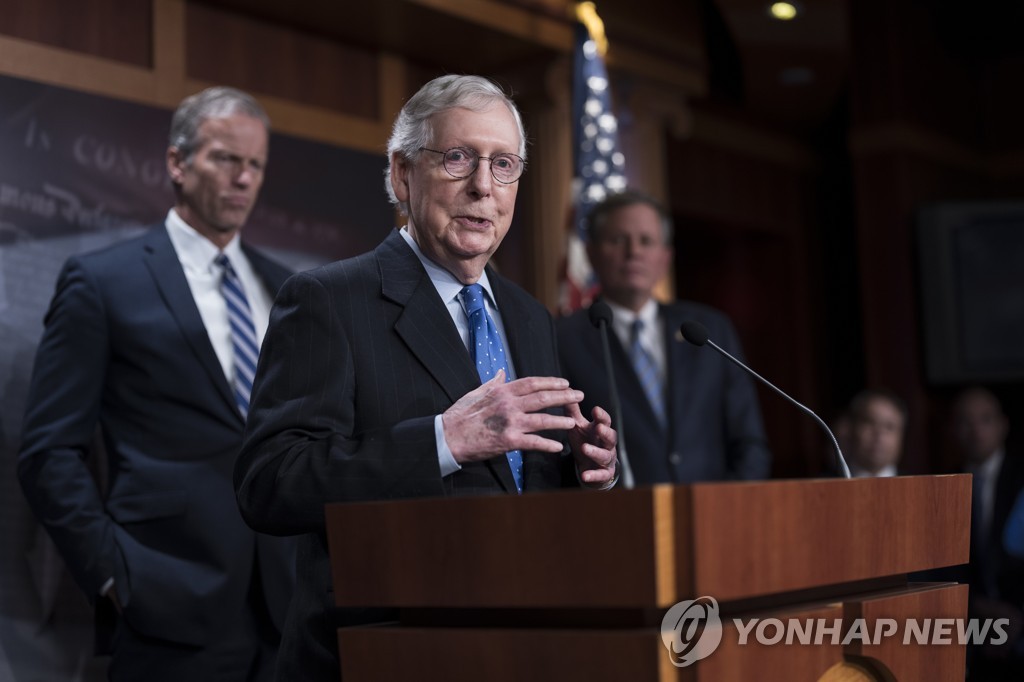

{"left": 435, "top": 415, "right": 461, "bottom": 477}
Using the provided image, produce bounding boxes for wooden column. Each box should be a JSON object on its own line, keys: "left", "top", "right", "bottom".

{"left": 617, "top": 78, "right": 694, "bottom": 302}
{"left": 501, "top": 57, "right": 573, "bottom": 309}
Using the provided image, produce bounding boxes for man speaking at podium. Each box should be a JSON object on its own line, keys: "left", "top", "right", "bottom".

{"left": 557, "top": 190, "right": 771, "bottom": 484}
{"left": 235, "top": 74, "right": 618, "bottom": 680}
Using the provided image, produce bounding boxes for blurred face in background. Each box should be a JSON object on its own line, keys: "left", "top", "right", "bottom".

{"left": 849, "top": 396, "right": 905, "bottom": 474}
{"left": 167, "top": 113, "right": 268, "bottom": 248}
{"left": 953, "top": 389, "right": 1008, "bottom": 465}
{"left": 587, "top": 202, "right": 672, "bottom": 312}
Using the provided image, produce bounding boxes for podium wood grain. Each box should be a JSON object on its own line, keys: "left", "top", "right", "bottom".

{"left": 326, "top": 475, "right": 972, "bottom": 680}
{"left": 327, "top": 476, "right": 969, "bottom": 609}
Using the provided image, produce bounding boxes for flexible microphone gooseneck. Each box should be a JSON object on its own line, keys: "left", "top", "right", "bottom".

{"left": 588, "top": 301, "right": 634, "bottom": 488}
{"left": 678, "top": 320, "right": 852, "bottom": 479}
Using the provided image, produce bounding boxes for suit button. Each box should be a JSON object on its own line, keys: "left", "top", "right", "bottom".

{"left": 669, "top": 452, "right": 681, "bottom": 465}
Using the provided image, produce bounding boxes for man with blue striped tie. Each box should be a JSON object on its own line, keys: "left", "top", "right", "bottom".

{"left": 217, "top": 252, "right": 260, "bottom": 419}
{"left": 557, "top": 190, "right": 771, "bottom": 485}
{"left": 18, "top": 87, "right": 296, "bottom": 681}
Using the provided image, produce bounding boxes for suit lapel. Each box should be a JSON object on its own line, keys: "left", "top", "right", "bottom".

{"left": 598, "top": 299, "right": 665, "bottom": 432}
{"left": 661, "top": 304, "right": 689, "bottom": 433}
{"left": 141, "top": 227, "right": 239, "bottom": 420}
{"left": 378, "top": 231, "right": 481, "bottom": 406}
{"left": 381, "top": 235, "right": 518, "bottom": 494}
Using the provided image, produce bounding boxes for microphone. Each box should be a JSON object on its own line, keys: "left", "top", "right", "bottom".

{"left": 589, "top": 301, "right": 634, "bottom": 488}
{"left": 679, "top": 321, "right": 852, "bottom": 479}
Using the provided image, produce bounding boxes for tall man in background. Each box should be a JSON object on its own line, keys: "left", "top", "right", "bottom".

{"left": 557, "top": 189, "right": 771, "bottom": 484}
{"left": 18, "top": 87, "right": 295, "bottom": 681}
{"left": 952, "top": 387, "right": 1024, "bottom": 677}
{"left": 235, "top": 74, "right": 618, "bottom": 681}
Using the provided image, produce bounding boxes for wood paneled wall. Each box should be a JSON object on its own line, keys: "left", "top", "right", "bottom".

{"left": 0, "top": 0, "right": 153, "bottom": 67}
{"left": 664, "top": 116, "right": 823, "bottom": 476}
{"left": 9, "top": 0, "right": 1021, "bottom": 474}
{"left": 0, "top": 0, "right": 817, "bottom": 475}
{"left": 848, "top": 0, "right": 1024, "bottom": 473}
{"left": 0, "top": 0, "right": 701, "bottom": 310}
{"left": 0, "top": 1, "right": 399, "bottom": 151}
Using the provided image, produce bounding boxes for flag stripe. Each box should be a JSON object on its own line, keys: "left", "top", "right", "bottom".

{"left": 560, "top": 18, "right": 627, "bottom": 314}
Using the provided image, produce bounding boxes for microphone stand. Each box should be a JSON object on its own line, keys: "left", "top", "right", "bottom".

{"left": 680, "top": 322, "right": 852, "bottom": 479}
{"left": 591, "top": 304, "right": 635, "bottom": 488}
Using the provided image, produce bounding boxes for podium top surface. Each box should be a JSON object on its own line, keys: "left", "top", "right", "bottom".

{"left": 326, "top": 475, "right": 971, "bottom": 609}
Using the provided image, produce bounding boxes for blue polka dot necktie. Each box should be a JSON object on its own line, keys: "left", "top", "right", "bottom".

{"left": 216, "top": 254, "right": 258, "bottom": 419}
{"left": 630, "top": 319, "right": 666, "bottom": 427}
{"left": 462, "top": 283, "right": 523, "bottom": 493}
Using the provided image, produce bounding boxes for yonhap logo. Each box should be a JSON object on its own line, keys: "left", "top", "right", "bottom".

{"left": 659, "top": 594, "right": 1009, "bottom": 667}
{"left": 660, "top": 596, "right": 723, "bottom": 667}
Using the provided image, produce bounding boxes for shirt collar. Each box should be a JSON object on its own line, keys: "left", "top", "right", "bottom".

{"left": 851, "top": 463, "right": 898, "bottom": 478}
{"left": 400, "top": 226, "right": 497, "bottom": 307}
{"left": 605, "top": 297, "right": 659, "bottom": 335}
{"left": 165, "top": 208, "right": 243, "bottom": 272}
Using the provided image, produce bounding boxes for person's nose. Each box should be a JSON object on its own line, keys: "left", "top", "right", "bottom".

{"left": 624, "top": 236, "right": 640, "bottom": 258}
{"left": 234, "top": 168, "right": 254, "bottom": 188}
{"left": 466, "top": 158, "right": 495, "bottom": 196}
{"left": 234, "top": 164, "right": 258, "bottom": 188}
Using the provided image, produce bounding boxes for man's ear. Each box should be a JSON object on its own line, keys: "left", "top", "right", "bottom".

{"left": 390, "top": 152, "right": 410, "bottom": 203}
{"left": 167, "top": 147, "right": 185, "bottom": 185}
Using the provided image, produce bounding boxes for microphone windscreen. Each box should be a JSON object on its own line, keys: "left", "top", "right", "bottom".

{"left": 589, "top": 300, "right": 614, "bottom": 328}
{"left": 679, "top": 321, "right": 709, "bottom": 346}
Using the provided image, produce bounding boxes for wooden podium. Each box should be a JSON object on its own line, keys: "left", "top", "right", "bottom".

{"left": 326, "top": 475, "right": 971, "bottom": 681}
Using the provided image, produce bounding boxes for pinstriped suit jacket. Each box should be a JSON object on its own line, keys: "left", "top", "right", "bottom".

{"left": 235, "top": 229, "right": 574, "bottom": 680}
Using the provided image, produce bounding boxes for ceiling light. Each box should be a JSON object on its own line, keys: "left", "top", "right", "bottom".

{"left": 768, "top": 2, "right": 800, "bottom": 21}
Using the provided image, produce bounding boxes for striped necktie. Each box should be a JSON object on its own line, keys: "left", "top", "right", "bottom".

{"left": 216, "top": 254, "right": 258, "bottom": 419}
{"left": 462, "top": 283, "right": 523, "bottom": 493}
{"left": 630, "top": 318, "right": 666, "bottom": 427}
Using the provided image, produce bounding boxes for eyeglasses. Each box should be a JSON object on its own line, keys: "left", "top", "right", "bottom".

{"left": 419, "top": 146, "right": 526, "bottom": 184}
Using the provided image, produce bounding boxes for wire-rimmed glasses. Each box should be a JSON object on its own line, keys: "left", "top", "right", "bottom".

{"left": 419, "top": 146, "right": 526, "bottom": 184}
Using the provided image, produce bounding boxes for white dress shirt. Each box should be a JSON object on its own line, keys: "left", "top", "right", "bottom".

{"left": 850, "top": 463, "right": 899, "bottom": 478}
{"left": 165, "top": 208, "right": 274, "bottom": 384}
{"left": 101, "top": 209, "right": 274, "bottom": 599}
{"left": 605, "top": 298, "right": 666, "bottom": 383}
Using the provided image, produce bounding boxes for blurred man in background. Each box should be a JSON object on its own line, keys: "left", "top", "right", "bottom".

{"left": 845, "top": 388, "right": 906, "bottom": 478}
{"left": 952, "top": 387, "right": 1024, "bottom": 678}
{"left": 18, "top": 87, "right": 295, "bottom": 681}
{"left": 556, "top": 189, "right": 770, "bottom": 484}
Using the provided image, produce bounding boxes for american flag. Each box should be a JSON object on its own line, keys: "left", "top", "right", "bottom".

{"left": 559, "top": 13, "right": 628, "bottom": 314}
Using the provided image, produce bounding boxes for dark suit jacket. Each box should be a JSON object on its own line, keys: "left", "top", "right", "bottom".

{"left": 235, "top": 229, "right": 575, "bottom": 681}
{"left": 970, "top": 450, "right": 1024, "bottom": 605}
{"left": 556, "top": 300, "right": 770, "bottom": 483}
{"left": 17, "top": 225, "right": 296, "bottom": 650}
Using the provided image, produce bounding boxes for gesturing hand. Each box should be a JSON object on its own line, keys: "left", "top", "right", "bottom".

{"left": 567, "top": 402, "right": 618, "bottom": 487}
{"left": 443, "top": 371, "right": 582, "bottom": 463}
